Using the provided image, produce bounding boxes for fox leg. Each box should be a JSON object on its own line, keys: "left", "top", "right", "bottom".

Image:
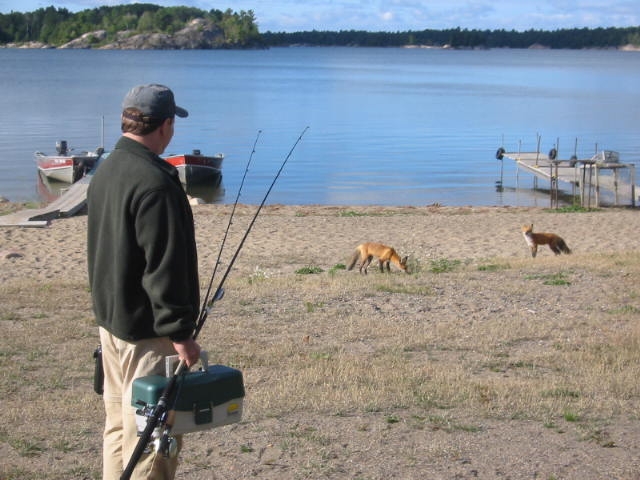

{"left": 361, "top": 255, "right": 373, "bottom": 274}
{"left": 549, "top": 244, "right": 561, "bottom": 255}
{"left": 378, "top": 259, "right": 386, "bottom": 273}
{"left": 530, "top": 245, "right": 538, "bottom": 258}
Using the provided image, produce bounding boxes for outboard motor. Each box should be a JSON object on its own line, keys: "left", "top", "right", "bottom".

{"left": 56, "top": 140, "right": 68, "bottom": 155}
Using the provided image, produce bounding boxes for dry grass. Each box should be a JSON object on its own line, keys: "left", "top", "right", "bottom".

{"left": 2, "top": 248, "right": 640, "bottom": 479}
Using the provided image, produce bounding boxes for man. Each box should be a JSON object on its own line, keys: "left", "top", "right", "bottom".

{"left": 87, "top": 84, "right": 201, "bottom": 479}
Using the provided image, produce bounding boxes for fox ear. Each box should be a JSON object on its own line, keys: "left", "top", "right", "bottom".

{"left": 401, "top": 255, "right": 409, "bottom": 264}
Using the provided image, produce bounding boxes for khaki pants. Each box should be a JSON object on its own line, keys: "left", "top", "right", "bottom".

{"left": 99, "top": 327, "right": 183, "bottom": 480}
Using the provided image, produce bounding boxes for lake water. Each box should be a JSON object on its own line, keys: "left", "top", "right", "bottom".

{"left": 0, "top": 47, "right": 639, "bottom": 206}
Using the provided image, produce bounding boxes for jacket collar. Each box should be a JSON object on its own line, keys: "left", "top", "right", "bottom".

{"left": 114, "top": 136, "right": 180, "bottom": 180}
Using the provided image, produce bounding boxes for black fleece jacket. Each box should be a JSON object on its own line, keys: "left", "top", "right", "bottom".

{"left": 87, "top": 136, "right": 200, "bottom": 342}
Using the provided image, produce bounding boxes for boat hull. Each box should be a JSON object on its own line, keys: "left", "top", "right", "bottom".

{"left": 35, "top": 152, "right": 100, "bottom": 184}
{"left": 164, "top": 153, "right": 224, "bottom": 186}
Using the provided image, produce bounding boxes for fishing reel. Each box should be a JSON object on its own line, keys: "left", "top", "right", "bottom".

{"left": 155, "top": 428, "right": 179, "bottom": 458}
{"left": 134, "top": 401, "right": 179, "bottom": 458}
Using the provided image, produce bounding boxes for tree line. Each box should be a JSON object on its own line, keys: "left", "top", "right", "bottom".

{"left": 262, "top": 26, "right": 640, "bottom": 49}
{"left": 1, "top": 4, "right": 638, "bottom": 49}
{"left": 0, "top": 4, "right": 261, "bottom": 47}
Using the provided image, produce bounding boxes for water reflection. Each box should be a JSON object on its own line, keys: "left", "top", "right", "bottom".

{"left": 36, "top": 170, "right": 227, "bottom": 205}
{"left": 185, "top": 180, "right": 226, "bottom": 204}
{"left": 36, "top": 171, "right": 70, "bottom": 204}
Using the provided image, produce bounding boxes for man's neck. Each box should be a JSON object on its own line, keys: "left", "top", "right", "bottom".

{"left": 123, "top": 132, "right": 163, "bottom": 155}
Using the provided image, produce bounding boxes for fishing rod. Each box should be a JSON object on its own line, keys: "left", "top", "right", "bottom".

{"left": 120, "top": 126, "right": 308, "bottom": 480}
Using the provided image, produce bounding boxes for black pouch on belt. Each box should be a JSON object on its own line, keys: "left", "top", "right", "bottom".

{"left": 93, "top": 345, "right": 104, "bottom": 395}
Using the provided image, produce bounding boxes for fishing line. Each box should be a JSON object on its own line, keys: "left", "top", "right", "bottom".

{"left": 194, "top": 125, "right": 309, "bottom": 338}
{"left": 197, "top": 129, "right": 262, "bottom": 323}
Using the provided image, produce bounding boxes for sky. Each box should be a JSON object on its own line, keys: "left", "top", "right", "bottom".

{"left": 1, "top": 0, "right": 639, "bottom": 33}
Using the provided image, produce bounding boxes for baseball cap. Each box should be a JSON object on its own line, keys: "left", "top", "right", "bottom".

{"left": 122, "top": 84, "right": 188, "bottom": 119}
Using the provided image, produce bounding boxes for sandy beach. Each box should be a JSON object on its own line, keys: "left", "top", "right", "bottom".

{"left": 3, "top": 203, "right": 640, "bottom": 282}
{"left": 1, "top": 203, "right": 640, "bottom": 479}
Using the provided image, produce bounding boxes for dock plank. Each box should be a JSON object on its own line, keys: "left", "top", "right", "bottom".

{"left": 0, "top": 176, "right": 90, "bottom": 227}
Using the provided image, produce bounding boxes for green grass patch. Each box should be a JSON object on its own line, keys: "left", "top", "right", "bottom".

{"left": 563, "top": 411, "right": 579, "bottom": 422}
{"left": 304, "top": 301, "right": 324, "bottom": 312}
{"left": 525, "top": 272, "right": 571, "bottom": 286}
{"left": 328, "top": 263, "right": 346, "bottom": 275}
{"left": 338, "top": 210, "right": 369, "bottom": 217}
{"left": 477, "top": 263, "right": 509, "bottom": 272}
{"left": 375, "top": 284, "right": 432, "bottom": 295}
{"left": 542, "top": 388, "right": 580, "bottom": 399}
{"left": 545, "top": 205, "right": 600, "bottom": 213}
{"left": 295, "top": 266, "right": 324, "bottom": 275}
{"left": 429, "top": 258, "right": 461, "bottom": 273}
{"left": 543, "top": 273, "right": 571, "bottom": 286}
{"left": 608, "top": 305, "right": 640, "bottom": 315}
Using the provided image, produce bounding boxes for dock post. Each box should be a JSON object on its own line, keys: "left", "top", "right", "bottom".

{"left": 595, "top": 165, "right": 600, "bottom": 208}
{"left": 549, "top": 162, "right": 559, "bottom": 208}
{"left": 580, "top": 164, "right": 586, "bottom": 207}
{"left": 614, "top": 167, "right": 620, "bottom": 206}
{"left": 587, "top": 163, "right": 597, "bottom": 208}
{"left": 553, "top": 161, "right": 560, "bottom": 208}
{"left": 573, "top": 164, "right": 579, "bottom": 206}
{"left": 631, "top": 164, "right": 636, "bottom": 208}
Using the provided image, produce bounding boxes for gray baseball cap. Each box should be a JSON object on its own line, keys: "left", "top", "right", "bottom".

{"left": 122, "top": 84, "right": 188, "bottom": 119}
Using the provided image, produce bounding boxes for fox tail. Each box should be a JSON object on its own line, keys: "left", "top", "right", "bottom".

{"left": 558, "top": 239, "right": 571, "bottom": 254}
{"left": 347, "top": 250, "right": 359, "bottom": 271}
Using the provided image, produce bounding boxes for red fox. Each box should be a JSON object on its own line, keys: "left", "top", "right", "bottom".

{"left": 347, "top": 242, "right": 409, "bottom": 274}
{"left": 521, "top": 224, "right": 571, "bottom": 258}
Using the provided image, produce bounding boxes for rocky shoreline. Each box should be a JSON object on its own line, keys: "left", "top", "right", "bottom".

{"left": 1, "top": 18, "right": 259, "bottom": 50}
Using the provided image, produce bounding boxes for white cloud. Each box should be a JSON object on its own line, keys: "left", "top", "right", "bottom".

{"left": 380, "top": 11, "right": 394, "bottom": 22}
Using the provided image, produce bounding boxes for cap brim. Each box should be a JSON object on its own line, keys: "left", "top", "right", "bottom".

{"left": 175, "top": 106, "right": 188, "bottom": 118}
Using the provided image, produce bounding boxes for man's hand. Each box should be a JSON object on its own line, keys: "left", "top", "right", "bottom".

{"left": 172, "top": 338, "right": 201, "bottom": 367}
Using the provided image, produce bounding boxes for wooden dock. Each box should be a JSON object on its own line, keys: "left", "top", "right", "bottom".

{"left": 501, "top": 151, "right": 637, "bottom": 208}
{"left": 0, "top": 175, "right": 91, "bottom": 227}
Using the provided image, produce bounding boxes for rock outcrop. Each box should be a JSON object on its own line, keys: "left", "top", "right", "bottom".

{"left": 59, "top": 19, "right": 228, "bottom": 50}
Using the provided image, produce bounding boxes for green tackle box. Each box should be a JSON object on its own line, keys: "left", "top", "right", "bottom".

{"left": 132, "top": 363, "right": 245, "bottom": 435}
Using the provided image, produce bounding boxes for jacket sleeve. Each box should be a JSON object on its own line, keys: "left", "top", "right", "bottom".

{"left": 134, "top": 186, "right": 200, "bottom": 340}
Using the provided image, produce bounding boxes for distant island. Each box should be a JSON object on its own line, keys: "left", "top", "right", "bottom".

{"left": 1, "top": 4, "right": 639, "bottom": 50}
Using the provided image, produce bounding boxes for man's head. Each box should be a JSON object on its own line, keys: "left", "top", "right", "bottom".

{"left": 121, "top": 84, "right": 188, "bottom": 135}
{"left": 123, "top": 84, "right": 188, "bottom": 119}
{"left": 121, "top": 84, "right": 188, "bottom": 154}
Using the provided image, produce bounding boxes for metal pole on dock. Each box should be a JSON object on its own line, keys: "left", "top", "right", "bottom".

{"left": 580, "top": 164, "right": 585, "bottom": 207}
{"left": 631, "top": 165, "right": 636, "bottom": 208}
{"left": 587, "top": 163, "right": 593, "bottom": 208}
{"left": 549, "top": 162, "right": 555, "bottom": 208}
{"left": 554, "top": 163, "right": 557, "bottom": 208}
{"left": 516, "top": 140, "right": 521, "bottom": 189}
{"left": 614, "top": 167, "right": 619, "bottom": 206}
{"left": 595, "top": 165, "right": 600, "bottom": 207}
